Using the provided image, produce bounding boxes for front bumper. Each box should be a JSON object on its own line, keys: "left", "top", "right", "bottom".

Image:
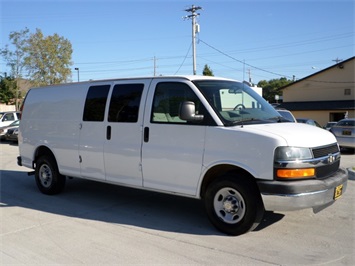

{"left": 257, "top": 168, "right": 348, "bottom": 212}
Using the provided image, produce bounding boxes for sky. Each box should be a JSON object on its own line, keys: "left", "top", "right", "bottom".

{"left": 1, "top": 0, "right": 354, "bottom": 84}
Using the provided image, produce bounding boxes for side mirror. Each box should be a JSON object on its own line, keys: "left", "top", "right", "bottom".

{"left": 179, "top": 101, "right": 204, "bottom": 121}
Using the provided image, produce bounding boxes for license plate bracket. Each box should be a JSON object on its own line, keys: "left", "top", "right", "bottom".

{"left": 334, "top": 184, "right": 343, "bottom": 200}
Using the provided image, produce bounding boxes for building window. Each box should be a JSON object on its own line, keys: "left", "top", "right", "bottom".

{"left": 344, "top": 89, "right": 351, "bottom": 95}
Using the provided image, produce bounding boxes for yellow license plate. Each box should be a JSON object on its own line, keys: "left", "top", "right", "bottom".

{"left": 342, "top": 130, "right": 351, "bottom": 135}
{"left": 334, "top": 184, "right": 344, "bottom": 200}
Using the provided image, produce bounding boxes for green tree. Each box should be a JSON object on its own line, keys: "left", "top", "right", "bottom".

{"left": 0, "top": 75, "right": 18, "bottom": 105}
{"left": 1, "top": 28, "right": 73, "bottom": 87}
{"left": 25, "top": 29, "right": 73, "bottom": 86}
{"left": 257, "top": 77, "right": 293, "bottom": 103}
{"left": 0, "top": 28, "right": 29, "bottom": 109}
{"left": 0, "top": 28, "right": 29, "bottom": 80}
{"left": 202, "top": 64, "right": 214, "bottom": 76}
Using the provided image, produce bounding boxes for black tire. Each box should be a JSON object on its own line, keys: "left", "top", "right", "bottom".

{"left": 35, "top": 155, "right": 66, "bottom": 195}
{"left": 204, "top": 174, "right": 264, "bottom": 236}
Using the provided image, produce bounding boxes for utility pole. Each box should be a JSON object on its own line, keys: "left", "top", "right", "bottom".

{"left": 184, "top": 5, "right": 202, "bottom": 75}
{"left": 74, "top": 67, "right": 80, "bottom": 82}
{"left": 153, "top": 56, "right": 157, "bottom": 76}
{"left": 247, "top": 69, "right": 252, "bottom": 83}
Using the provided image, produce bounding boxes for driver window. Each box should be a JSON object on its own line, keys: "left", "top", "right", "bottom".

{"left": 151, "top": 82, "right": 204, "bottom": 124}
{"left": 4, "top": 113, "right": 15, "bottom": 121}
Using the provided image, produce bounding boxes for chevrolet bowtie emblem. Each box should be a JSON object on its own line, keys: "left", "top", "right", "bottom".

{"left": 328, "top": 154, "right": 335, "bottom": 164}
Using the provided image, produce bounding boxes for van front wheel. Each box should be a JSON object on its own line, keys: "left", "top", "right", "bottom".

{"left": 35, "top": 155, "right": 66, "bottom": 195}
{"left": 204, "top": 175, "right": 264, "bottom": 236}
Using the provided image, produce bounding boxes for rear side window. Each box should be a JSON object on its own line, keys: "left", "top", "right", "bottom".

{"left": 83, "top": 85, "right": 110, "bottom": 121}
{"left": 108, "top": 84, "right": 144, "bottom": 123}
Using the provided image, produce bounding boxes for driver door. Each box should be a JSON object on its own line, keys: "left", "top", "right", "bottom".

{"left": 141, "top": 80, "right": 210, "bottom": 196}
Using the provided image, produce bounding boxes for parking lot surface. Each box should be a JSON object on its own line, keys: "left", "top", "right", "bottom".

{"left": 1, "top": 142, "right": 354, "bottom": 265}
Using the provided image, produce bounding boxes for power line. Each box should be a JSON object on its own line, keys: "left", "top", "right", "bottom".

{"left": 174, "top": 43, "right": 192, "bottom": 75}
{"left": 198, "top": 39, "right": 294, "bottom": 79}
{"left": 225, "top": 32, "right": 353, "bottom": 55}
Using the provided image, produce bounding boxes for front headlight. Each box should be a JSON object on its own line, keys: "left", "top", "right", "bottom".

{"left": 275, "top": 147, "right": 313, "bottom": 161}
{"left": 274, "top": 147, "right": 315, "bottom": 179}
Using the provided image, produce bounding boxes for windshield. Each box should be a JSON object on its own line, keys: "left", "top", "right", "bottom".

{"left": 9, "top": 120, "right": 20, "bottom": 126}
{"left": 277, "top": 110, "right": 296, "bottom": 122}
{"left": 193, "top": 80, "right": 282, "bottom": 126}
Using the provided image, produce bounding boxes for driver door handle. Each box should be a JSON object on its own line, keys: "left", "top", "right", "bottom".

{"left": 144, "top": 127, "right": 149, "bottom": 142}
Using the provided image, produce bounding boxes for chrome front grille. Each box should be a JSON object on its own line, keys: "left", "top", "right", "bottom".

{"left": 312, "top": 143, "right": 339, "bottom": 158}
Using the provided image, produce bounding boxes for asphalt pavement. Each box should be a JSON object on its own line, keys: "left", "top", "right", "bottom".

{"left": 1, "top": 142, "right": 354, "bottom": 265}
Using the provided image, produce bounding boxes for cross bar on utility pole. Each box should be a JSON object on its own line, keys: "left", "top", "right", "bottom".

{"left": 332, "top": 57, "right": 343, "bottom": 64}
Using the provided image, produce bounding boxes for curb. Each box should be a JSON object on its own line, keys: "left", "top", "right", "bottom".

{"left": 348, "top": 167, "right": 355, "bottom": 180}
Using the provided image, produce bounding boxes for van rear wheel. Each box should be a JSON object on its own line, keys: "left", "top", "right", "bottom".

{"left": 35, "top": 155, "right": 66, "bottom": 195}
{"left": 204, "top": 174, "right": 264, "bottom": 236}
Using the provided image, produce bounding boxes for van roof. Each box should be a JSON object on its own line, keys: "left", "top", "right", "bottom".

{"left": 30, "top": 75, "right": 239, "bottom": 89}
{"left": 82, "top": 75, "right": 237, "bottom": 83}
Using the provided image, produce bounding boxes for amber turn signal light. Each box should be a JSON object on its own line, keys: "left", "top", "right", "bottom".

{"left": 277, "top": 168, "right": 315, "bottom": 179}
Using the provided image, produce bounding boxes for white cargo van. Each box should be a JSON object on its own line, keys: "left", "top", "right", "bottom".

{"left": 18, "top": 76, "right": 348, "bottom": 235}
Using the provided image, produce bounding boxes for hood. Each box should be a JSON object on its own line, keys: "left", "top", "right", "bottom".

{"left": 240, "top": 122, "right": 337, "bottom": 148}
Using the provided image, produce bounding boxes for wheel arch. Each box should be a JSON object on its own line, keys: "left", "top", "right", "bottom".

{"left": 199, "top": 164, "right": 259, "bottom": 199}
{"left": 33, "top": 145, "right": 56, "bottom": 167}
{"left": 34, "top": 145, "right": 66, "bottom": 195}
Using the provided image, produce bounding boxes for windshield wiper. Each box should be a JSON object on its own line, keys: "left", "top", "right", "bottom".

{"left": 227, "top": 117, "right": 288, "bottom": 126}
{"left": 229, "top": 118, "right": 263, "bottom": 126}
{"left": 268, "top": 116, "right": 291, "bottom": 123}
